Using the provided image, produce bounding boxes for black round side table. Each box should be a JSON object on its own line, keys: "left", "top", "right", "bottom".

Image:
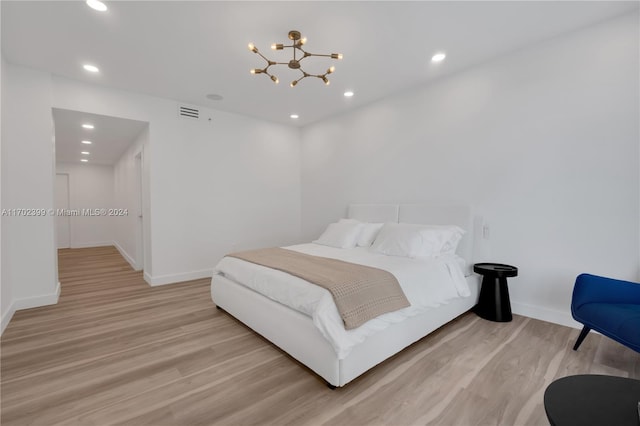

{"left": 473, "top": 263, "right": 518, "bottom": 322}
{"left": 544, "top": 375, "right": 640, "bottom": 426}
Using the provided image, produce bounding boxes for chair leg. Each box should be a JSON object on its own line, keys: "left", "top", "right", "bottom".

{"left": 573, "top": 326, "right": 591, "bottom": 351}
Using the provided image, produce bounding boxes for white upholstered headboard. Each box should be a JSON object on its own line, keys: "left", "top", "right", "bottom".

{"left": 348, "top": 203, "right": 474, "bottom": 264}
{"left": 347, "top": 204, "right": 399, "bottom": 223}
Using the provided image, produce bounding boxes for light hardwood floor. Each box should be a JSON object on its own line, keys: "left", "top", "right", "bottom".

{"left": 1, "top": 246, "right": 638, "bottom": 425}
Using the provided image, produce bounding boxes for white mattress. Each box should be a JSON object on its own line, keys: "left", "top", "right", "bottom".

{"left": 214, "top": 244, "right": 470, "bottom": 359}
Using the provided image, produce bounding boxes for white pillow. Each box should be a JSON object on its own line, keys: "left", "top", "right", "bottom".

{"left": 415, "top": 225, "right": 465, "bottom": 257}
{"left": 338, "top": 219, "right": 384, "bottom": 247}
{"left": 371, "top": 223, "right": 465, "bottom": 258}
{"left": 370, "top": 223, "right": 423, "bottom": 257}
{"left": 357, "top": 222, "right": 384, "bottom": 247}
{"left": 313, "top": 221, "right": 364, "bottom": 249}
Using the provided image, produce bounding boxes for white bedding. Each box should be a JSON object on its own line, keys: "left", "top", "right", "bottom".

{"left": 214, "top": 243, "right": 470, "bottom": 359}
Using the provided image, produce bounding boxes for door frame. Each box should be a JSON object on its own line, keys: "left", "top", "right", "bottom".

{"left": 55, "top": 173, "right": 71, "bottom": 249}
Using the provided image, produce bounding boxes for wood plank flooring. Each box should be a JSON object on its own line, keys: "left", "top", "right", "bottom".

{"left": 1, "top": 246, "right": 638, "bottom": 425}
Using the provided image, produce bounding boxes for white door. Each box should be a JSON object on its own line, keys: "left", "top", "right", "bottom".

{"left": 55, "top": 173, "right": 70, "bottom": 249}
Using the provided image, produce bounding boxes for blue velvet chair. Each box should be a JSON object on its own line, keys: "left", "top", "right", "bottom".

{"left": 571, "top": 273, "right": 640, "bottom": 353}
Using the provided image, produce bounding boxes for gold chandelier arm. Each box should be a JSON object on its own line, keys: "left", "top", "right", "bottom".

{"left": 254, "top": 50, "right": 272, "bottom": 63}
{"left": 305, "top": 53, "right": 343, "bottom": 60}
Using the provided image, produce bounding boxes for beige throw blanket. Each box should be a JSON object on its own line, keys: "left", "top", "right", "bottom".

{"left": 227, "top": 248, "right": 410, "bottom": 330}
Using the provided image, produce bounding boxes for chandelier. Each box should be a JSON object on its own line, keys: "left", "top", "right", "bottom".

{"left": 248, "top": 30, "right": 343, "bottom": 87}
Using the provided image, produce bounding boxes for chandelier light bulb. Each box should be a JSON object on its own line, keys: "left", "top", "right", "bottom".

{"left": 300, "top": 37, "right": 307, "bottom": 45}
{"left": 290, "top": 81, "right": 298, "bottom": 87}
{"left": 327, "top": 66, "right": 335, "bottom": 74}
{"left": 271, "top": 75, "right": 279, "bottom": 84}
{"left": 248, "top": 43, "right": 258, "bottom": 53}
{"left": 322, "top": 77, "right": 330, "bottom": 85}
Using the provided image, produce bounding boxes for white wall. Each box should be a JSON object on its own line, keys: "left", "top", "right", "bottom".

{"left": 1, "top": 60, "right": 59, "bottom": 332}
{"left": 0, "top": 58, "right": 301, "bottom": 329}
{"left": 300, "top": 13, "right": 639, "bottom": 327}
{"left": 55, "top": 162, "right": 115, "bottom": 248}
{"left": 113, "top": 126, "right": 148, "bottom": 270}
{"left": 1, "top": 48, "right": 12, "bottom": 334}
{"left": 52, "top": 76, "right": 302, "bottom": 285}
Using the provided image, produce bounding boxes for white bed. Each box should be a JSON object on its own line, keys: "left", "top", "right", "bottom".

{"left": 210, "top": 203, "right": 480, "bottom": 387}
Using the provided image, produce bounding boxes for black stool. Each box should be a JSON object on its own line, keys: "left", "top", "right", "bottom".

{"left": 544, "top": 375, "right": 640, "bottom": 426}
{"left": 473, "top": 263, "right": 518, "bottom": 322}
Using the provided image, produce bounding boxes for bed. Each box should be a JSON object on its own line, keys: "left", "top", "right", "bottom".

{"left": 210, "top": 203, "right": 480, "bottom": 388}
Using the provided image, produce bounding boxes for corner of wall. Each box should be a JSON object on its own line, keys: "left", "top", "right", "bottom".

{"left": 511, "top": 301, "right": 581, "bottom": 330}
{"left": 114, "top": 240, "right": 138, "bottom": 271}
{"left": 12, "top": 281, "right": 60, "bottom": 312}
{"left": 3, "top": 280, "right": 60, "bottom": 334}
{"left": 1, "top": 302, "right": 16, "bottom": 335}
{"left": 144, "top": 269, "right": 213, "bottom": 287}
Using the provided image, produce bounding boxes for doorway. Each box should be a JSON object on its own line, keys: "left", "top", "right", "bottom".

{"left": 52, "top": 108, "right": 149, "bottom": 275}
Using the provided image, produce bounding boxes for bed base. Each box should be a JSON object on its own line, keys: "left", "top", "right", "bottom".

{"left": 211, "top": 274, "right": 479, "bottom": 387}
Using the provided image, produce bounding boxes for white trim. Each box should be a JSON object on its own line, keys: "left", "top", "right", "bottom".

{"left": 512, "top": 301, "right": 581, "bottom": 330}
{"left": 2, "top": 282, "right": 61, "bottom": 335}
{"left": 12, "top": 281, "right": 60, "bottom": 311}
{"left": 146, "top": 269, "right": 213, "bottom": 286}
{"left": 113, "top": 241, "right": 138, "bottom": 271}
{"left": 70, "top": 241, "right": 113, "bottom": 249}
{"left": 1, "top": 301, "right": 16, "bottom": 335}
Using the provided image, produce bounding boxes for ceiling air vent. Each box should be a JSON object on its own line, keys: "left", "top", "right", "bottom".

{"left": 178, "top": 104, "right": 200, "bottom": 120}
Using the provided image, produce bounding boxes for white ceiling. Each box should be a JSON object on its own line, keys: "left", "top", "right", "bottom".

{"left": 3, "top": 2, "right": 638, "bottom": 127}
{"left": 53, "top": 108, "right": 147, "bottom": 165}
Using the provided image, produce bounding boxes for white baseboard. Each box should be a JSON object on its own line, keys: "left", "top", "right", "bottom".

{"left": 12, "top": 281, "right": 61, "bottom": 310}
{"left": 512, "top": 301, "right": 582, "bottom": 330}
{"left": 70, "top": 241, "right": 113, "bottom": 249}
{"left": 1, "top": 301, "right": 16, "bottom": 335}
{"left": 145, "top": 269, "right": 213, "bottom": 286}
{"left": 2, "top": 282, "right": 61, "bottom": 335}
{"left": 113, "top": 241, "right": 139, "bottom": 271}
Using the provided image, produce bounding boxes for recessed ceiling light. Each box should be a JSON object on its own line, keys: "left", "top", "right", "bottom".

{"left": 81, "top": 140, "right": 92, "bottom": 144}
{"left": 431, "top": 52, "right": 446, "bottom": 63}
{"left": 206, "top": 94, "right": 224, "bottom": 101}
{"left": 81, "top": 151, "right": 90, "bottom": 155}
{"left": 81, "top": 159, "right": 89, "bottom": 162}
{"left": 86, "top": 0, "right": 107, "bottom": 12}
{"left": 82, "top": 123, "right": 94, "bottom": 129}
{"left": 290, "top": 114, "right": 299, "bottom": 119}
{"left": 83, "top": 64, "right": 99, "bottom": 73}
{"left": 343, "top": 91, "right": 354, "bottom": 97}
